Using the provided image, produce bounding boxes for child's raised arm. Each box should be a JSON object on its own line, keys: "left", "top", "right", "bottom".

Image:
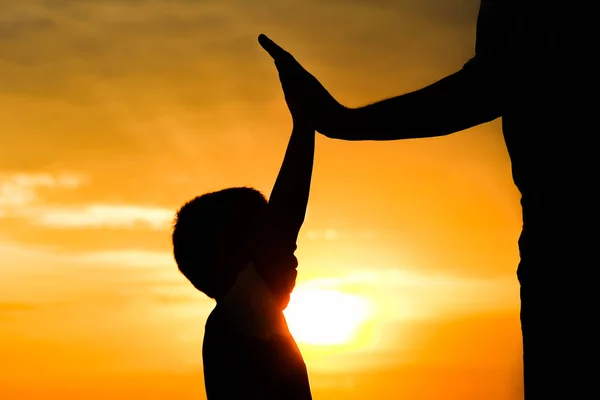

{"left": 267, "top": 122, "right": 314, "bottom": 245}
{"left": 252, "top": 35, "right": 316, "bottom": 308}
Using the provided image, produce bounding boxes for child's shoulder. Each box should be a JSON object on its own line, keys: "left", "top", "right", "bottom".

{"left": 203, "top": 306, "right": 237, "bottom": 355}
{"left": 204, "top": 303, "right": 252, "bottom": 336}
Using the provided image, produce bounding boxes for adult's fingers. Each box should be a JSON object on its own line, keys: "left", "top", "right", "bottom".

{"left": 258, "top": 34, "right": 292, "bottom": 61}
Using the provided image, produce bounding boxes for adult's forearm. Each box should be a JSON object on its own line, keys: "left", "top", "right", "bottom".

{"left": 321, "top": 63, "right": 502, "bottom": 141}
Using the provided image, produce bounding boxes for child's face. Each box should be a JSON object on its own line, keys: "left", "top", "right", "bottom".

{"left": 278, "top": 261, "right": 297, "bottom": 309}
{"left": 215, "top": 208, "right": 298, "bottom": 309}
{"left": 259, "top": 253, "right": 298, "bottom": 310}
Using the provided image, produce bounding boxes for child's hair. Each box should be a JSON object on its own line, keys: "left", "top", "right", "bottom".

{"left": 172, "top": 187, "right": 268, "bottom": 299}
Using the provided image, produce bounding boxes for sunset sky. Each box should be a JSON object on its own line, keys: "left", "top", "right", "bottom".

{"left": 1, "top": 1, "right": 524, "bottom": 399}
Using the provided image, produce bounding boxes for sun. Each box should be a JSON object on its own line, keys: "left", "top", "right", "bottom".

{"left": 283, "top": 288, "right": 371, "bottom": 346}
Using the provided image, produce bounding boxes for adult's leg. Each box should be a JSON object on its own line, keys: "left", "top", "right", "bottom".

{"left": 517, "top": 229, "right": 555, "bottom": 400}
{"left": 519, "top": 234, "right": 595, "bottom": 400}
{"left": 519, "top": 274, "right": 548, "bottom": 400}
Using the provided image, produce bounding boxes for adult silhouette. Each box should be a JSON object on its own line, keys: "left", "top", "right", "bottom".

{"left": 260, "top": 1, "right": 593, "bottom": 398}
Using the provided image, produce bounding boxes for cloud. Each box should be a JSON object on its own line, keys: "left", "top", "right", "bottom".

{"left": 0, "top": 237, "right": 174, "bottom": 273}
{"left": 296, "top": 269, "right": 519, "bottom": 320}
{"left": 305, "top": 229, "right": 379, "bottom": 241}
{"left": 31, "top": 204, "right": 174, "bottom": 229}
{"left": 300, "top": 268, "right": 495, "bottom": 288}
{"left": 0, "top": 0, "right": 479, "bottom": 97}
{"left": 69, "top": 249, "right": 174, "bottom": 268}
{"left": 306, "top": 229, "right": 339, "bottom": 240}
{"left": 0, "top": 172, "right": 174, "bottom": 230}
{"left": 0, "top": 0, "right": 483, "bottom": 187}
{"left": 0, "top": 0, "right": 255, "bottom": 88}
{"left": 0, "top": 172, "right": 86, "bottom": 207}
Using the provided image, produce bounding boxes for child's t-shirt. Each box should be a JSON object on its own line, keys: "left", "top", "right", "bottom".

{"left": 202, "top": 257, "right": 312, "bottom": 400}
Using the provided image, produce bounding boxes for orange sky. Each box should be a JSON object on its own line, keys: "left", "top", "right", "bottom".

{"left": 1, "top": 1, "right": 523, "bottom": 399}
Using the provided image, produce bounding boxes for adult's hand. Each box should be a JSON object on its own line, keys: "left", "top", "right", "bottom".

{"left": 258, "top": 34, "right": 347, "bottom": 135}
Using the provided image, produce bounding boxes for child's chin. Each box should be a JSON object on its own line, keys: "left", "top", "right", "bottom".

{"left": 281, "top": 294, "right": 292, "bottom": 309}
{"left": 282, "top": 278, "right": 297, "bottom": 305}
{"left": 285, "top": 270, "right": 297, "bottom": 292}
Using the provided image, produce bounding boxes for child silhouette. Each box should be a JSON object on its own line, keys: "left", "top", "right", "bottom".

{"left": 172, "top": 36, "right": 316, "bottom": 400}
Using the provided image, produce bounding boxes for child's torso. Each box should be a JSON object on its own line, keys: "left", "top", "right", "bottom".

{"left": 203, "top": 306, "right": 312, "bottom": 400}
{"left": 202, "top": 262, "right": 311, "bottom": 399}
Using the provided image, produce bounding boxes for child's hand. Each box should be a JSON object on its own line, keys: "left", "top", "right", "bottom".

{"left": 259, "top": 34, "right": 314, "bottom": 128}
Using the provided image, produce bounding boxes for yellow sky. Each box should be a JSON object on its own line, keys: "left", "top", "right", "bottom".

{"left": 1, "top": 1, "right": 523, "bottom": 399}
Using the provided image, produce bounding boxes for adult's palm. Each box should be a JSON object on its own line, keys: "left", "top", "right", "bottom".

{"left": 258, "top": 34, "right": 346, "bottom": 134}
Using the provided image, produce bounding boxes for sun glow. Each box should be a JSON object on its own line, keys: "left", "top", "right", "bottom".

{"left": 283, "top": 288, "right": 371, "bottom": 346}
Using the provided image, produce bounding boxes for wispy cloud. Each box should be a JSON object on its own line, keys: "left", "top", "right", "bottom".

{"left": 69, "top": 249, "right": 174, "bottom": 268}
{"left": 299, "top": 269, "right": 500, "bottom": 288}
{"left": 305, "top": 229, "right": 379, "bottom": 241}
{"left": 0, "top": 237, "right": 174, "bottom": 271}
{"left": 0, "top": 172, "right": 174, "bottom": 230}
{"left": 296, "top": 269, "right": 519, "bottom": 320}
{"left": 0, "top": 172, "right": 85, "bottom": 208}
{"left": 31, "top": 204, "right": 173, "bottom": 229}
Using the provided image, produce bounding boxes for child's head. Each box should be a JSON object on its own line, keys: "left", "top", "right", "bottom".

{"left": 172, "top": 187, "right": 268, "bottom": 300}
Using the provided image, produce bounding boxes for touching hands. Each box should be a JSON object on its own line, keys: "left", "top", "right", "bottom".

{"left": 258, "top": 34, "right": 346, "bottom": 132}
